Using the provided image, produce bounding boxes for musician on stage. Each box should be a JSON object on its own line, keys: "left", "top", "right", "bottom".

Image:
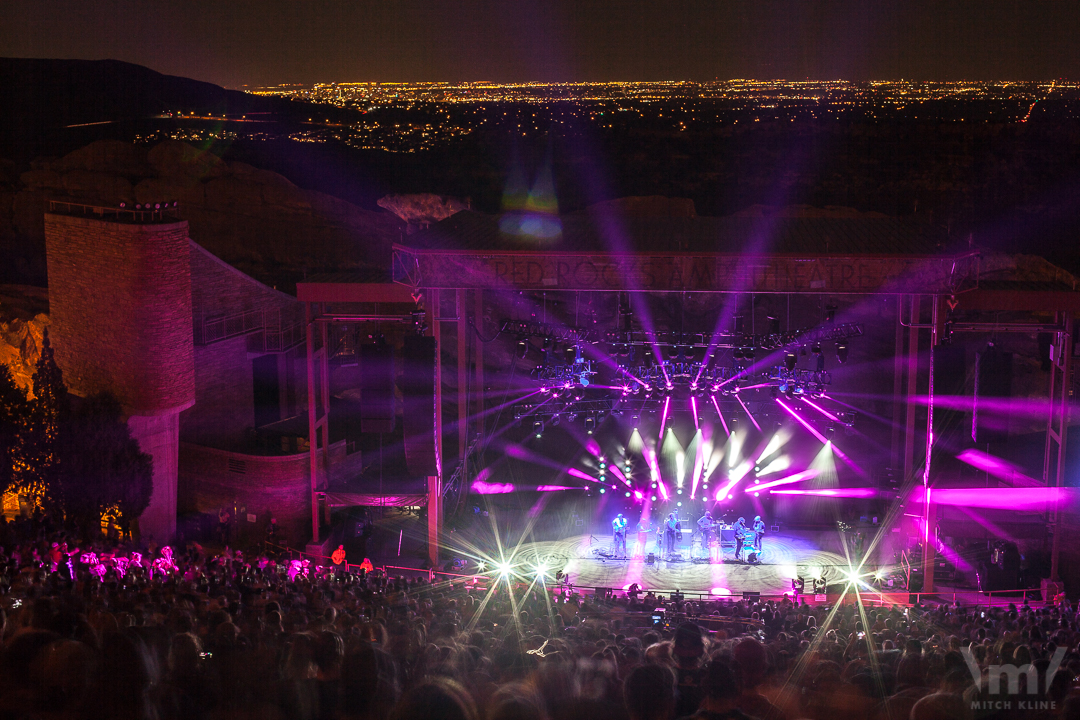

{"left": 612, "top": 513, "right": 628, "bottom": 557}
{"left": 664, "top": 512, "right": 681, "bottom": 556}
{"left": 697, "top": 511, "right": 715, "bottom": 556}
{"left": 753, "top": 515, "right": 766, "bottom": 552}
{"left": 732, "top": 517, "right": 747, "bottom": 561}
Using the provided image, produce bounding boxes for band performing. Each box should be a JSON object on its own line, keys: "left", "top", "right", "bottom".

{"left": 609, "top": 511, "right": 767, "bottom": 563}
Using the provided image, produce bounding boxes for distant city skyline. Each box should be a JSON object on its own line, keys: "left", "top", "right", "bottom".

{"left": 4, "top": 0, "right": 1079, "bottom": 89}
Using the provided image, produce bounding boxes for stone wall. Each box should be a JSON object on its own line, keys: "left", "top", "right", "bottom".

{"left": 44, "top": 213, "right": 195, "bottom": 414}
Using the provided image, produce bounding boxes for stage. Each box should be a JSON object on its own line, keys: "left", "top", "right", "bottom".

{"left": 511, "top": 530, "right": 862, "bottom": 598}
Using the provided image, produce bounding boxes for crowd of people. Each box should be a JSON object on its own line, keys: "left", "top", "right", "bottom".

{"left": 0, "top": 513, "right": 1079, "bottom": 720}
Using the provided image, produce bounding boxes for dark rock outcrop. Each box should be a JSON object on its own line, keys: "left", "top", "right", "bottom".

{"left": 3, "top": 140, "right": 404, "bottom": 288}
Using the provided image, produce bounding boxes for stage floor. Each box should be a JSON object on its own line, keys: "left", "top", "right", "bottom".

{"left": 517, "top": 531, "right": 853, "bottom": 597}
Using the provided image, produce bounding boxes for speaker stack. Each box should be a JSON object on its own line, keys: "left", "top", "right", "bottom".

{"left": 360, "top": 341, "right": 396, "bottom": 434}
{"left": 401, "top": 335, "right": 438, "bottom": 477}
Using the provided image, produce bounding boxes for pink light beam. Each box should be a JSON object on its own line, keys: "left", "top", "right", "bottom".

{"left": 735, "top": 393, "right": 762, "bottom": 432}
{"left": 658, "top": 396, "right": 672, "bottom": 442}
{"left": 775, "top": 398, "right": 866, "bottom": 477}
{"left": 752, "top": 469, "right": 820, "bottom": 492}
{"left": 711, "top": 395, "right": 730, "bottom": 436}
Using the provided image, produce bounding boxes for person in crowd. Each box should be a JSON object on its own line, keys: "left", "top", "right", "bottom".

{"left": 0, "top": 511, "right": 1078, "bottom": 720}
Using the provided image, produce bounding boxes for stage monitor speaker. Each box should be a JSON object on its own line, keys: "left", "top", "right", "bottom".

{"left": 401, "top": 336, "right": 438, "bottom": 476}
{"left": 360, "top": 342, "right": 396, "bottom": 433}
{"left": 908, "top": 569, "right": 924, "bottom": 593}
{"left": 747, "top": 552, "right": 760, "bottom": 565}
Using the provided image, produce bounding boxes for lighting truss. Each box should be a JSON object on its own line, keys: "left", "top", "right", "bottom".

{"left": 501, "top": 320, "right": 863, "bottom": 351}
{"left": 533, "top": 361, "right": 597, "bottom": 387}
{"left": 768, "top": 367, "right": 831, "bottom": 398}
{"left": 617, "top": 362, "right": 738, "bottom": 394}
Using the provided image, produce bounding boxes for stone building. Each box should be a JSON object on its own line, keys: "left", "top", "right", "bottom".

{"left": 43, "top": 203, "right": 325, "bottom": 545}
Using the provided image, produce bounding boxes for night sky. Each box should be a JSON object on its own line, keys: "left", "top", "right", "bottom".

{"left": 4, "top": 0, "right": 1079, "bottom": 87}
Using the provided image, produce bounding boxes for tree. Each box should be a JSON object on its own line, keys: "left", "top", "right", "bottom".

{"left": 56, "top": 392, "right": 153, "bottom": 534}
{"left": 17, "top": 328, "right": 69, "bottom": 509}
{"left": 0, "top": 363, "right": 28, "bottom": 496}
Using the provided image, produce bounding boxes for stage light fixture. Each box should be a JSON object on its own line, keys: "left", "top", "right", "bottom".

{"left": 533, "top": 420, "right": 544, "bottom": 438}
{"left": 584, "top": 415, "right": 596, "bottom": 434}
{"left": 599, "top": 488, "right": 606, "bottom": 494}
{"left": 676, "top": 501, "right": 682, "bottom": 507}
{"left": 651, "top": 495, "right": 657, "bottom": 501}
{"left": 836, "top": 342, "right": 849, "bottom": 364}
{"left": 651, "top": 482, "right": 657, "bottom": 489}
{"left": 826, "top": 426, "right": 835, "bottom": 441}
{"left": 517, "top": 337, "right": 529, "bottom": 359}
{"left": 768, "top": 316, "right": 781, "bottom": 335}
{"left": 785, "top": 352, "right": 797, "bottom": 372}
{"left": 551, "top": 414, "right": 561, "bottom": 426}
{"left": 599, "top": 461, "right": 606, "bottom": 469}
{"left": 625, "top": 491, "right": 631, "bottom": 497}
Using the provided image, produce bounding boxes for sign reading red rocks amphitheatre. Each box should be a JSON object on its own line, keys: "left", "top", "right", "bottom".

{"left": 393, "top": 249, "right": 977, "bottom": 294}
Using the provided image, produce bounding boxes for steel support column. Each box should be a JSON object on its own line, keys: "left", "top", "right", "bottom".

{"left": 457, "top": 289, "right": 468, "bottom": 473}
{"left": 474, "top": 290, "right": 485, "bottom": 441}
{"left": 426, "top": 289, "right": 442, "bottom": 568}
{"left": 921, "top": 295, "right": 944, "bottom": 593}
{"left": 305, "top": 302, "right": 330, "bottom": 543}
{"left": 891, "top": 296, "right": 906, "bottom": 469}
{"left": 902, "top": 296, "right": 921, "bottom": 485}
{"left": 1046, "top": 315, "right": 1072, "bottom": 582}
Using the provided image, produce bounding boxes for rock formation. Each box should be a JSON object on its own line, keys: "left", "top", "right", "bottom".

{"left": 0, "top": 285, "right": 49, "bottom": 395}
{"left": 377, "top": 193, "right": 469, "bottom": 231}
{"left": 6, "top": 140, "right": 405, "bottom": 288}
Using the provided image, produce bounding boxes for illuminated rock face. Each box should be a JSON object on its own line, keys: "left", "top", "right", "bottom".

{"left": 45, "top": 212, "right": 196, "bottom": 541}
{"left": 0, "top": 285, "right": 49, "bottom": 395}
{"left": 377, "top": 193, "right": 469, "bottom": 228}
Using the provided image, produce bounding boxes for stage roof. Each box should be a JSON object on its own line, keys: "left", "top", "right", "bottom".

{"left": 401, "top": 211, "right": 953, "bottom": 255}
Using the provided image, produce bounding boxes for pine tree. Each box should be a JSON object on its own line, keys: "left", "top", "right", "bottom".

{"left": 56, "top": 392, "right": 153, "bottom": 534}
{"left": 18, "top": 328, "right": 69, "bottom": 509}
{"left": 0, "top": 363, "right": 28, "bottom": 496}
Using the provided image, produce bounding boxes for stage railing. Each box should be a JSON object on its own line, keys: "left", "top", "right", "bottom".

{"left": 260, "top": 542, "right": 489, "bottom": 586}
{"left": 255, "top": 544, "right": 1045, "bottom": 606}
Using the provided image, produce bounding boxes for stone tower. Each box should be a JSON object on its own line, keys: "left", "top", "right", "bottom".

{"left": 44, "top": 205, "right": 195, "bottom": 541}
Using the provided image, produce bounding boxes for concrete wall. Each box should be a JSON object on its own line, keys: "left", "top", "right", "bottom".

{"left": 179, "top": 242, "right": 306, "bottom": 449}
{"left": 182, "top": 336, "right": 255, "bottom": 449}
